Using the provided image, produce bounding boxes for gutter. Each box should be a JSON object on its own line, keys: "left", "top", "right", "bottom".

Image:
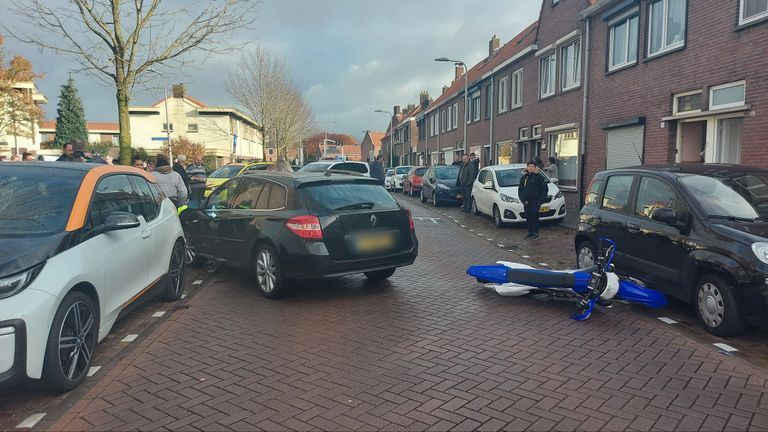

{"left": 578, "top": 16, "right": 591, "bottom": 206}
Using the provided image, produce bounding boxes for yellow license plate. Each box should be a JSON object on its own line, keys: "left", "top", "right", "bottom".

{"left": 539, "top": 206, "right": 550, "bottom": 213}
{"left": 356, "top": 233, "right": 394, "bottom": 252}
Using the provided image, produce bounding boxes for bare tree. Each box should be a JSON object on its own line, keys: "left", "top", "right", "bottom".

{"left": 4, "top": 0, "right": 258, "bottom": 164}
{"left": 226, "top": 46, "right": 314, "bottom": 161}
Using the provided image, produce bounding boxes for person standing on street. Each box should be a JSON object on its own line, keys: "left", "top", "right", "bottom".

{"left": 186, "top": 156, "right": 207, "bottom": 206}
{"left": 470, "top": 152, "right": 480, "bottom": 177}
{"left": 458, "top": 154, "right": 477, "bottom": 213}
{"left": 451, "top": 154, "right": 462, "bottom": 166}
{"left": 56, "top": 143, "right": 76, "bottom": 161}
{"left": 152, "top": 154, "right": 188, "bottom": 207}
{"left": 544, "top": 156, "right": 559, "bottom": 184}
{"left": 518, "top": 161, "right": 548, "bottom": 240}
{"left": 174, "top": 154, "right": 192, "bottom": 194}
{"left": 369, "top": 154, "right": 386, "bottom": 185}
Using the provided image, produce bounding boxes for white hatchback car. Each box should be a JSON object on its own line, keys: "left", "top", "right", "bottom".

{"left": 471, "top": 164, "right": 566, "bottom": 227}
{"left": 297, "top": 160, "right": 371, "bottom": 176}
{"left": 383, "top": 168, "right": 395, "bottom": 189}
{"left": 391, "top": 166, "right": 414, "bottom": 191}
{"left": 0, "top": 162, "right": 186, "bottom": 391}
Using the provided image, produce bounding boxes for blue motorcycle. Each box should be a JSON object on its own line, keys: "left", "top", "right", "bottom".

{"left": 466, "top": 238, "right": 667, "bottom": 320}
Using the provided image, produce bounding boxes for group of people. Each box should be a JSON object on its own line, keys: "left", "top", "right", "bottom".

{"left": 132, "top": 154, "right": 208, "bottom": 208}
{"left": 0, "top": 153, "right": 37, "bottom": 162}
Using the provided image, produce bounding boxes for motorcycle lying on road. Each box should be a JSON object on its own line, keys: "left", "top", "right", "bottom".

{"left": 466, "top": 238, "right": 667, "bottom": 320}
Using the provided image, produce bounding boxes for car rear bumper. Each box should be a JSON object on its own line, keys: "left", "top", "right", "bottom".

{"left": 283, "top": 243, "right": 418, "bottom": 279}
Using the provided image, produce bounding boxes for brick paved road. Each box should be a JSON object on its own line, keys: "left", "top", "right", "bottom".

{"left": 5, "top": 198, "right": 768, "bottom": 431}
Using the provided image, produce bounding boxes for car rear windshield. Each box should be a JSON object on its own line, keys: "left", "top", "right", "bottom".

{"left": 414, "top": 167, "right": 427, "bottom": 176}
{"left": 0, "top": 167, "right": 83, "bottom": 236}
{"left": 680, "top": 173, "right": 768, "bottom": 220}
{"left": 299, "top": 182, "right": 399, "bottom": 212}
{"left": 209, "top": 165, "right": 243, "bottom": 178}
{"left": 436, "top": 166, "right": 460, "bottom": 180}
{"left": 396, "top": 167, "right": 413, "bottom": 175}
{"left": 297, "top": 163, "right": 332, "bottom": 173}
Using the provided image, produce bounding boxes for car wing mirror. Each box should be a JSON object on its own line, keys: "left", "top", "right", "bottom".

{"left": 103, "top": 211, "right": 140, "bottom": 232}
{"left": 651, "top": 207, "right": 678, "bottom": 226}
{"left": 428, "top": 177, "right": 436, "bottom": 183}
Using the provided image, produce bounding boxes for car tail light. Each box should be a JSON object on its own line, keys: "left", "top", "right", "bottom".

{"left": 406, "top": 209, "right": 415, "bottom": 231}
{"left": 286, "top": 215, "right": 323, "bottom": 239}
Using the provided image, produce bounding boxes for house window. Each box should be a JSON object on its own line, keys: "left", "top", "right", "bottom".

{"left": 498, "top": 76, "right": 509, "bottom": 113}
{"left": 162, "top": 123, "right": 173, "bottom": 132}
{"left": 539, "top": 52, "right": 556, "bottom": 98}
{"left": 441, "top": 109, "right": 446, "bottom": 133}
{"left": 452, "top": 102, "right": 458, "bottom": 129}
{"left": 111, "top": 134, "right": 120, "bottom": 145}
{"left": 187, "top": 123, "right": 199, "bottom": 133}
{"left": 471, "top": 94, "right": 481, "bottom": 122}
{"left": 741, "top": 0, "right": 768, "bottom": 24}
{"left": 608, "top": 10, "right": 639, "bottom": 71}
{"left": 709, "top": 81, "right": 746, "bottom": 110}
{"left": 548, "top": 130, "right": 580, "bottom": 189}
{"left": 519, "top": 127, "right": 529, "bottom": 140}
{"left": 485, "top": 84, "right": 492, "bottom": 119}
{"left": 560, "top": 39, "right": 581, "bottom": 91}
{"left": 648, "top": 0, "right": 687, "bottom": 57}
{"left": 532, "top": 124, "right": 542, "bottom": 138}
{"left": 673, "top": 90, "right": 702, "bottom": 114}
{"left": 511, "top": 69, "right": 523, "bottom": 108}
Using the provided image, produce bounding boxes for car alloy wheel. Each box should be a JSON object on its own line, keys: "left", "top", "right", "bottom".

{"left": 576, "top": 242, "right": 596, "bottom": 269}
{"left": 256, "top": 245, "right": 283, "bottom": 298}
{"left": 164, "top": 241, "right": 187, "bottom": 301}
{"left": 43, "top": 291, "right": 97, "bottom": 391}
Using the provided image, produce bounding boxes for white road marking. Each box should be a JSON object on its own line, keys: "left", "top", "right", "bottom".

{"left": 476, "top": 233, "right": 483, "bottom": 237}
{"left": 522, "top": 255, "right": 530, "bottom": 258}
{"left": 207, "top": 269, "right": 215, "bottom": 273}
{"left": 193, "top": 280, "right": 203, "bottom": 285}
{"left": 713, "top": 343, "right": 738, "bottom": 353}
{"left": 657, "top": 317, "right": 677, "bottom": 324}
{"left": 121, "top": 334, "right": 139, "bottom": 343}
{"left": 486, "top": 238, "right": 493, "bottom": 241}
{"left": 539, "top": 263, "right": 549, "bottom": 267}
{"left": 460, "top": 225, "right": 466, "bottom": 228}
{"left": 16, "top": 413, "right": 46, "bottom": 429}
{"left": 152, "top": 311, "right": 166, "bottom": 318}
{"left": 497, "top": 244, "right": 504, "bottom": 248}
{"left": 87, "top": 366, "right": 101, "bottom": 377}
{"left": 181, "top": 293, "right": 188, "bottom": 299}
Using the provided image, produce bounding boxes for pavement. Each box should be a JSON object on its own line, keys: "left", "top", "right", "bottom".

{"left": 2, "top": 195, "right": 768, "bottom": 431}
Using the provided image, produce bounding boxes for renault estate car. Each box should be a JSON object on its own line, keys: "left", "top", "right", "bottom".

{"left": 0, "top": 162, "right": 186, "bottom": 391}
{"left": 577, "top": 164, "right": 768, "bottom": 336}
{"left": 471, "top": 164, "right": 566, "bottom": 227}
{"left": 183, "top": 171, "right": 417, "bottom": 298}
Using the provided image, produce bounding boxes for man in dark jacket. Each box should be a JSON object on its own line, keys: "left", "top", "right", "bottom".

{"left": 369, "top": 154, "right": 386, "bottom": 185}
{"left": 174, "top": 154, "right": 192, "bottom": 194}
{"left": 451, "top": 154, "right": 462, "bottom": 166}
{"left": 518, "top": 161, "right": 548, "bottom": 240}
{"left": 458, "top": 154, "right": 478, "bottom": 213}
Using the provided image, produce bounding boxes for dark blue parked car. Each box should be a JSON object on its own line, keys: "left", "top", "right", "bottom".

{"left": 420, "top": 165, "right": 461, "bottom": 207}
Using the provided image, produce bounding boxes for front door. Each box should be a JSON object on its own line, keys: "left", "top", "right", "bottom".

{"left": 678, "top": 120, "right": 706, "bottom": 163}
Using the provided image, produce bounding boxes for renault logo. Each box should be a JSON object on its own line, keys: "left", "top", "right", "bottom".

{"left": 370, "top": 215, "right": 377, "bottom": 226}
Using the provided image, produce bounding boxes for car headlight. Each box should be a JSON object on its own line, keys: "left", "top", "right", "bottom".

{"left": 500, "top": 193, "right": 520, "bottom": 204}
{"left": 752, "top": 243, "right": 768, "bottom": 265}
{"left": 555, "top": 191, "right": 563, "bottom": 199}
{"left": 0, "top": 262, "right": 45, "bottom": 300}
{"left": 437, "top": 183, "right": 451, "bottom": 190}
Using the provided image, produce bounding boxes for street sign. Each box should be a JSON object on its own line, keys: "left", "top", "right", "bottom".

{"left": 151, "top": 137, "right": 168, "bottom": 141}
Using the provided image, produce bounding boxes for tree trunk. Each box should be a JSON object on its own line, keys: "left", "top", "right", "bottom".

{"left": 117, "top": 87, "right": 132, "bottom": 166}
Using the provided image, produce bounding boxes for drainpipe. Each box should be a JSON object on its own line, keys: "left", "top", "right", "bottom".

{"left": 489, "top": 80, "right": 494, "bottom": 164}
{"left": 579, "top": 16, "right": 591, "bottom": 206}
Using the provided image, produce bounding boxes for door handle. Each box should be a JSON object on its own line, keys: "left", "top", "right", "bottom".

{"left": 627, "top": 223, "right": 640, "bottom": 233}
{"left": 141, "top": 230, "right": 152, "bottom": 239}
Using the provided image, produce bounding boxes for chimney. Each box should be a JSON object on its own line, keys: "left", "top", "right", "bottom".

{"left": 454, "top": 64, "right": 464, "bottom": 81}
{"left": 442, "top": 85, "right": 449, "bottom": 94}
{"left": 393, "top": 105, "right": 401, "bottom": 116}
{"left": 489, "top": 34, "right": 500, "bottom": 56}
{"left": 172, "top": 84, "right": 185, "bottom": 98}
{"left": 406, "top": 103, "right": 416, "bottom": 113}
{"left": 419, "top": 90, "right": 430, "bottom": 109}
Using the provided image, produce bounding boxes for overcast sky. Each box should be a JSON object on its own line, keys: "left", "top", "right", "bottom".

{"left": 4, "top": 0, "right": 541, "bottom": 141}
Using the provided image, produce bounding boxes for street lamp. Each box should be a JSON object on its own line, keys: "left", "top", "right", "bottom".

{"left": 435, "top": 57, "right": 468, "bottom": 162}
{"left": 146, "top": 69, "right": 172, "bottom": 164}
{"left": 374, "top": 109, "right": 394, "bottom": 167}
{"left": 322, "top": 120, "right": 339, "bottom": 159}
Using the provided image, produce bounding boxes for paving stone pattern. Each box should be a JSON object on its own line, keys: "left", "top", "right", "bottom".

{"left": 41, "top": 203, "right": 768, "bottom": 431}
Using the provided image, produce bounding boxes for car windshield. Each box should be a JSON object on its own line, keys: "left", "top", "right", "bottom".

{"left": 414, "top": 167, "right": 427, "bottom": 176}
{"left": 396, "top": 167, "right": 413, "bottom": 175}
{"left": 209, "top": 165, "right": 243, "bottom": 178}
{"left": 385, "top": 169, "right": 394, "bottom": 176}
{"left": 495, "top": 169, "right": 524, "bottom": 187}
{"left": 436, "top": 166, "right": 460, "bottom": 180}
{"left": 299, "top": 182, "right": 399, "bottom": 212}
{"left": 680, "top": 173, "right": 768, "bottom": 220}
{"left": 0, "top": 167, "right": 82, "bottom": 236}
{"left": 297, "top": 163, "right": 333, "bottom": 173}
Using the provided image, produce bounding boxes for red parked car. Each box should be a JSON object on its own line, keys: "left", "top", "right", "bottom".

{"left": 403, "top": 166, "right": 428, "bottom": 196}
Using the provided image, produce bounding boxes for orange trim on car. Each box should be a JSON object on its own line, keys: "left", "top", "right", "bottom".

{"left": 65, "top": 165, "right": 156, "bottom": 232}
{"left": 122, "top": 275, "right": 163, "bottom": 309}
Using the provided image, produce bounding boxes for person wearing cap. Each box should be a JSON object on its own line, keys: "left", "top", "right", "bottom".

{"left": 518, "top": 161, "right": 548, "bottom": 240}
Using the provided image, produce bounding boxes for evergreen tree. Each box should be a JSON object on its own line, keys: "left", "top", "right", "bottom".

{"left": 53, "top": 77, "right": 88, "bottom": 147}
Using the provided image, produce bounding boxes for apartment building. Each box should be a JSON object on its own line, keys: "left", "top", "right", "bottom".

{"left": 0, "top": 81, "right": 47, "bottom": 158}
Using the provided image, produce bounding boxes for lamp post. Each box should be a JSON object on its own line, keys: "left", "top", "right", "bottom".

{"left": 322, "top": 120, "right": 339, "bottom": 159}
{"left": 435, "top": 57, "right": 467, "bottom": 161}
{"left": 374, "top": 109, "right": 394, "bottom": 167}
{"left": 146, "top": 69, "right": 172, "bottom": 164}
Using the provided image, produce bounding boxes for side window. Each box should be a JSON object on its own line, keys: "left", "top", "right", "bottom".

{"left": 255, "top": 182, "right": 273, "bottom": 209}
{"left": 207, "top": 179, "right": 239, "bottom": 210}
{"left": 268, "top": 183, "right": 287, "bottom": 209}
{"left": 634, "top": 177, "right": 681, "bottom": 219}
{"left": 585, "top": 179, "right": 603, "bottom": 205}
{"left": 601, "top": 175, "right": 634, "bottom": 212}
{"left": 88, "top": 175, "right": 135, "bottom": 229}
{"left": 231, "top": 179, "right": 265, "bottom": 210}
{"left": 477, "top": 170, "right": 487, "bottom": 183}
{"left": 129, "top": 176, "right": 161, "bottom": 222}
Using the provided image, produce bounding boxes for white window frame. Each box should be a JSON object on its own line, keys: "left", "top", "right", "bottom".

{"left": 498, "top": 76, "right": 509, "bottom": 113}
{"left": 648, "top": 0, "right": 687, "bottom": 58}
{"left": 539, "top": 51, "right": 556, "bottom": 98}
{"left": 560, "top": 39, "right": 581, "bottom": 91}
{"left": 471, "top": 93, "right": 481, "bottom": 122}
{"left": 162, "top": 122, "right": 173, "bottom": 133}
{"left": 608, "top": 9, "right": 640, "bottom": 71}
{"left": 441, "top": 109, "right": 446, "bottom": 133}
{"left": 519, "top": 127, "right": 530, "bottom": 140}
{"left": 511, "top": 69, "right": 523, "bottom": 109}
{"left": 532, "top": 124, "right": 542, "bottom": 138}
{"left": 709, "top": 81, "right": 746, "bottom": 110}
{"left": 187, "top": 123, "right": 199, "bottom": 133}
{"left": 672, "top": 89, "right": 703, "bottom": 115}
{"left": 741, "top": 0, "right": 768, "bottom": 25}
{"left": 452, "top": 102, "right": 459, "bottom": 129}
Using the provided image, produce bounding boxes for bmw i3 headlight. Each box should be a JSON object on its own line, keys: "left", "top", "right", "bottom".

{"left": 752, "top": 243, "right": 768, "bottom": 265}
{"left": 500, "top": 193, "right": 520, "bottom": 204}
{"left": 0, "top": 263, "right": 45, "bottom": 300}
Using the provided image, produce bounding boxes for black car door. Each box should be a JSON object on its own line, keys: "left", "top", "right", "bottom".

{"left": 594, "top": 174, "right": 637, "bottom": 271}
{"left": 216, "top": 178, "right": 265, "bottom": 265}
{"left": 423, "top": 167, "right": 435, "bottom": 197}
{"left": 624, "top": 175, "right": 692, "bottom": 291}
{"left": 195, "top": 178, "right": 240, "bottom": 259}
